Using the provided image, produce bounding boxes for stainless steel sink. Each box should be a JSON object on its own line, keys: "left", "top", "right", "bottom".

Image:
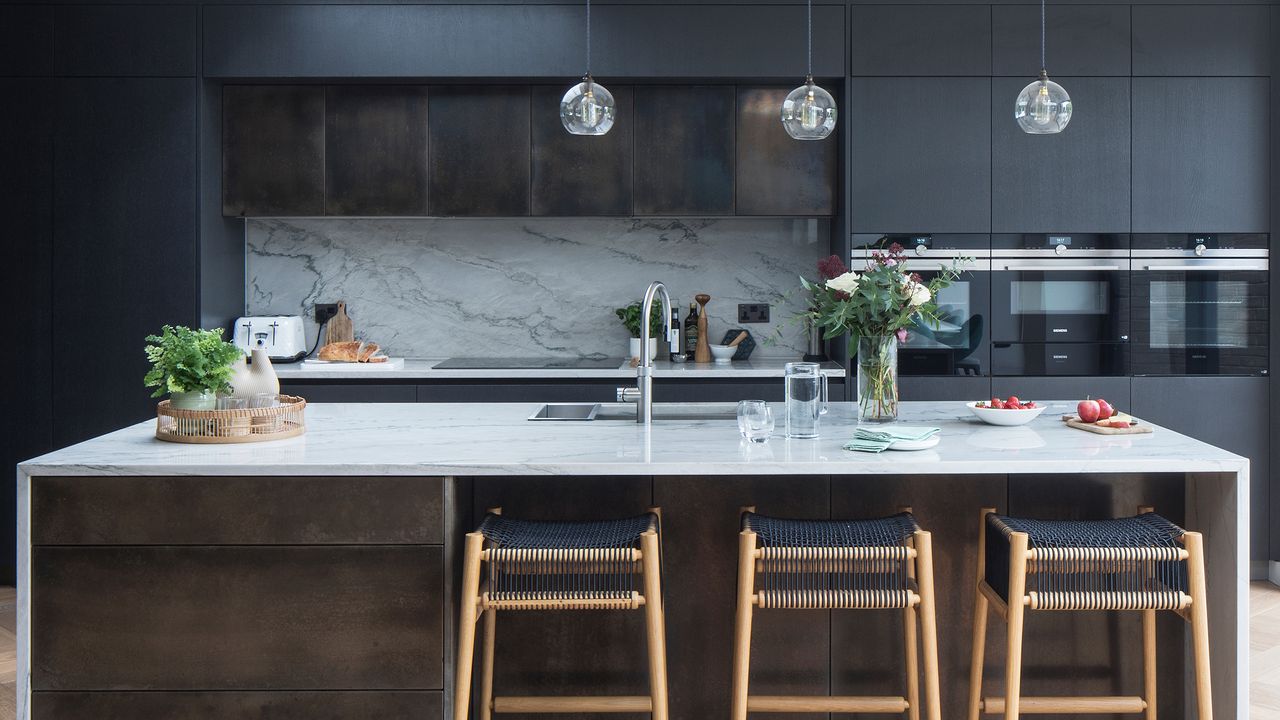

{"left": 527, "top": 403, "right": 600, "bottom": 421}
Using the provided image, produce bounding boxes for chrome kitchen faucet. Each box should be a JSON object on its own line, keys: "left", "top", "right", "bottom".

{"left": 617, "top": 281, "right": 679, "bottom": 425}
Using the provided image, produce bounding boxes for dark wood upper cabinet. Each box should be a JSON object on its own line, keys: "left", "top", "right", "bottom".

{"left": 633, "top": 86, "right": 735, "bottom": 216}
{"left": 53, "top": 5, "right": 196, "bottom": 77}
{"left": 0, "top": 5, "right": 51, "bottom": 76}
{"left": 735, "top": 87, "right": 835, "bottom": 216}
{"left": 222, "top": 86, "right": 324, "bottom": 217}
{"left": 992, "top": 77, "right": 1130, "bottom": 233}
{"left": 849, "top": 78, "right": 990, "bottom": 233}
{"left": 325, "top": 86, "right": 429, "bottom": 216}
{"left": 428, "top": 86, "right": 530, "bottom": 217}
{"left": 530, "top": 85, "right": 633, "bottom": 216}
{"left": 1132, "top": 78, "right": 1268, "bottom": 233}
{"left": 850, "top": 5, "right": 990, "bottom": 76}
{"left": 992, "top": 4, "right": 1130, "bottom": 76}
{"left": 1133, "top": 5, "right": 1270, "bottom": 76}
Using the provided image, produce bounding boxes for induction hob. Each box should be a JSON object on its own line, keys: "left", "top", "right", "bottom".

{"left": 433, "top": 357, "right": 627, "bottom": 370}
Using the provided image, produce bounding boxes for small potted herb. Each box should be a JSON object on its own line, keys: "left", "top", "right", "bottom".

{"left": 615, "top": 301, "right": 665, "bottom": 361}
{"left": 144, "top": 325, "right": 243, "bottom": 410}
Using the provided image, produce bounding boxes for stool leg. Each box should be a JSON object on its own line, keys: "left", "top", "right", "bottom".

{"left": 640, "top": 529, "right": 669, "bottom": 720}
{"left": 1003, "top": 531, "right": 1030, "bottom": 720}
{"left": 904, "top": 596, "right": 920, "bottom": 720}
{"left": 454, "top": 532, "right": 486, "bottom": 720}
{"left": 479, "top": 609, "right": 496, "bottom": 720}
{"left": 915, "top": 530, "right": 942, "bottom": 720}
{"left": 1142, "top": 609, "right": 1157, "bottom": 720}
{"left": 731, "top": 530, "right": 758, "bottom": 720}
{"left": 1184, "top": 531, "right": 1213, "bottom": 720}
{"left": 968, "top": 508, "right": 996, "bottom": 720}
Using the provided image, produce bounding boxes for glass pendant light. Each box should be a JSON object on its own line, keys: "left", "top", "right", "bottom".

{"left": 1015, "top": 0, "right": 1072, "bottom": 134}
{"left": 781, "top": 0, "right": 836, "bottom": 140}
{"left": 561, "top": 0, "right": 615, "bottom": 135}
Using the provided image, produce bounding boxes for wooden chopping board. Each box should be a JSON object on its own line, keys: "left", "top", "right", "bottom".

{"left": 1061, "top": 414, "right": 1153, "bottom": 435}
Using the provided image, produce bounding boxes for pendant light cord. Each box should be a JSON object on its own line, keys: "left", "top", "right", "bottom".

{"left": 806, "top": 0, "right": 813, "bottom": 76}
{"left": 585, "top": 0, "right": 592, "bottom": 76}
{"left": 1040, "top": 0, "right": 1046, "bottom": 71}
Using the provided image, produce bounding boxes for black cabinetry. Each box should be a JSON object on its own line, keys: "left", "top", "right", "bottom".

{"left": 850, "top": 5, "right": 990, "bottom": 76}
{"left": 531, "top": 85, "right": 633, "bottom": 217}
{"left": 325, "top": 86, "right": 429, "bottom": 217}
{"left": 992, "top": 4, "right": 1130, "bottom": 76}
{"left": 992, "top": 77, "right": 1131, "bottom": 232}
{"left": 52, "top": 5, "right": 196, "bottom": 78}
{"left": 1133, "top": 5, "right": 1270, "bottom": 76}
{"left": 222, "top": 86, "right": 325, "bottom": 217}
{"left": 1132, "top": 78, "right": 1268, "bottom": 233}
{"left": 735, "top": 87, "right": 835, "bottom": 216}
{"left": 429, "top": 86, "right": 531, "bottom": 217}
{"left": 992, "top": 377, "right": 1131, "bottom": 410}
{"left": 634, "top": 86, "right": 736, "bottom": 216}
{"left": 0, "top": 5, "right": 51, "bottom": 76}
{"left": 850, "top": 78, "right": 990, "bottom": 232}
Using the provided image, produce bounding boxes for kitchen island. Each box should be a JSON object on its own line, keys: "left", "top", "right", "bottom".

{"left": 17, "top": 402, "right": 1248, "bottom": 720}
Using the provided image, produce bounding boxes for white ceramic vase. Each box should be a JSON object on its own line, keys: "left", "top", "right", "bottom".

{"left": 228, "top": 349, "right": 281, "bottom": 399}
{"left": 629, "top": 337, "right": 658, "bottom": 362}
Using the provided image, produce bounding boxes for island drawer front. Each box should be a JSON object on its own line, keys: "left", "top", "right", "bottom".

{"left": 33, "top": 691, "right": 442, "bottom": 720}
{"left": 32, "top": 476, "right": 444, "bottom": 545}
{"left": 32, "top": 546, "right": 444, "bottom": 691}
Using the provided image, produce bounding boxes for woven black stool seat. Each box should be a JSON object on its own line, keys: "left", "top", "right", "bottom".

{"left": 986, "top": 512, "right": 1189, "bottom": 611}
{"left": 743, "top": 512, "right": 920, "bottom": 610}
{"left": 479, "top": 512, "right": 657, "bottom": 549}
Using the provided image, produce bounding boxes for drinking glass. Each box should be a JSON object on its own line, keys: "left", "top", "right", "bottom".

{"left": 216, "top": 396, "right": 247, "bottom": 410}
{"left": 737, "top": 400, "right": 774, "bottom": 443}
{"left": 250, "top": 393, "right": 280, "bottom": 409}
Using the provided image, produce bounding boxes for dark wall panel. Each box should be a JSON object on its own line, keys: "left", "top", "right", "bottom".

{"left": 428, "top": 86, "right": 531, "bottom": 216}
{"left": 1133, "top": 4, "right": 1271, "bottom": 76}
{"left": 53, "top": 5, "right": 196, "bottom": 77}
{"left": 850, "top": 4, "right": 990, "bottom": 76}
{"left": 52, "top": 78, "right": 199, "bottom": 447}
{"left": 325, "top": 85, "right": 430, "bottom": 216}
{"left": 992, "top": 76, "right": 1131, "bottom": 232}
{"left": 634, "top": 85, "right": 735, "bottom": 215}
{"left": 34, "top": 691, "right": 441, "bottom": 720}
{"left": 531, "top": 84, "right": 633, "bottom": 216}
{"left": 0, "top": 5, "right": 51, "bottom": 76}
{"left": 992, "top": 4, "right": 1131, "bottom": 76}
{"left": 222, "top": 85, "right": 325, "bottom": 217}
{"left": 735, "top": 87, "right": 836, "bottom": 216}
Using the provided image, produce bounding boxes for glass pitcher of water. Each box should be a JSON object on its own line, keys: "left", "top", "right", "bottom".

{"left": 784, "top": 362, "right": 828, "bottom": 438}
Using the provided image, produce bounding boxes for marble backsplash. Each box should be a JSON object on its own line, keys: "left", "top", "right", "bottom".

{"left": 245, "top": 217, "right": 829, "bottom": 359}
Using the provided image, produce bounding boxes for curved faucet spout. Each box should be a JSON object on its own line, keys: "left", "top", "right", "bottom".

{"left": 629, "top": 281, "right": 677, "bottom": 425}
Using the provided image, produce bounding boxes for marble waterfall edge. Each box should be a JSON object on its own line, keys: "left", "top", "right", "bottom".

{"left": 246, "top": 217, "right": 829, "bottom": 358}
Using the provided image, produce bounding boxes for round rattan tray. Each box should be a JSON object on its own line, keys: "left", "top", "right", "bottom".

{"left": 155, "top": 395, "right": 307, "bottom": 444}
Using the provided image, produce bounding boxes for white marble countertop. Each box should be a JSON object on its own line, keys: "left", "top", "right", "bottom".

{"left": 19, "top": 401, "right": 1246, "bottom": 478}
{"left": 272, "top": 357, "right": 846, "bottom": 380}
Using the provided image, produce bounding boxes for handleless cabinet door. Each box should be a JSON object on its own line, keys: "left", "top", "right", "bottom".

{"left": 735, "top": 87, "right": 835, "bottom": 216}
{"left": 1133, "top": 5, "right": 1270, "bottom": 76}
{"left": 633, "top": 85, "right": 735, "bottom": 215}
{"left": 325, "top": 85, "right": 429, "bottom": 216}
{"left": 53, "top": 5, "right": 196, "bottom": 77}
{"left": 992, "top": 77, "right": 1130, "bottom": 232}
{"left": 531, "top": 85, "right": 633, "bottom": 216}
{"left": 0, "top": 5, "right": 51, "bottom": 76}
{"left": 992, "top": 4, "right": 1130, "bottom": 76}
{"left": 222, "top": 85, "right": 325, "bottom": 217}
{"left": 1132, "top": 78, "right": 1268, "bottom": 233}
{"left": 428, "top": 86, "right": 530, "bottom": 216}
{"left": 850, "top": 5, "right": 990, "bottom": 76}
{"left": 850, "top": 78, "right": 990, "bottom": 233}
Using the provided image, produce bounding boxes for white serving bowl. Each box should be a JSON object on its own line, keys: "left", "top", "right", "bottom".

{"left": 966, "top": 401, "right": 1047, "bottom": 426}
{"left": 709, "top": 344, "right": 736, "bottom": 363}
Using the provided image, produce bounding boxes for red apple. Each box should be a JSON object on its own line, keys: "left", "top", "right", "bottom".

{"left": 1096, "top": 398, "right": 1116, "bottom": 418}
{"left": 1077, "top": 399, "right": 1101, "bottom": 423}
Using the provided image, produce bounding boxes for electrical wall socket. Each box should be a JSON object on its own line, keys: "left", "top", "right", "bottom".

{"left": 314, "top": 303, "right": 339, "bottom": 325}
{"left": 737, "top": 303, "right": 770, "bottom": 323}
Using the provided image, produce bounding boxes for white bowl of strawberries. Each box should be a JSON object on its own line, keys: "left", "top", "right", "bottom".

{"left": 967, "top": 396, "right": 1047, "bottom": 426}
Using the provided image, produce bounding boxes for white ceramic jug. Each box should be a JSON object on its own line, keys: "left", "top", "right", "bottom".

{"left": 228, "top": 349, "right": 280, "bottom": 399}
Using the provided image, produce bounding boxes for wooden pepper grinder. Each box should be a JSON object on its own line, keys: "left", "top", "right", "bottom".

{"left": 694, "top": 294, "right": 712, "bottom": 363}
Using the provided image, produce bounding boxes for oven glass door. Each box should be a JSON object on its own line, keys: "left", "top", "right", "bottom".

{"left": 1131, "top": 267, "right": 1268, "bottom": 375}
{"left": 992, "top": 267, "right": 1130, "bottom": 344}
{"left": 900, "top": 269, "right": 989, "bottom": 376}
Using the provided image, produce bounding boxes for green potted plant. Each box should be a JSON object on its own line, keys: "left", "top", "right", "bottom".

{"left": 615, "top": 301, "right": 665, "bottom": 361}
{"left": 144, "top": 325, "right": 244, "bottom": 410}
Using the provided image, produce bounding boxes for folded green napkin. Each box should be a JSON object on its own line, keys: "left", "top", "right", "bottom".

{"left": 843, "top": 426, "right": 941, "bottom": 453}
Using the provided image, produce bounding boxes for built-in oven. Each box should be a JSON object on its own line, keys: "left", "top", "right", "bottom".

{"left": 853, "top": 234, "right": 991, "bottom": 376}
{"left": 991, "top": 234, "right": 1131, "bottom": 376}
{"left": 1131, "top": 234, "right": 1269, "bottom": 376}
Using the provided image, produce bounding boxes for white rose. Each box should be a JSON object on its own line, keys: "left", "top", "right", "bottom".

{"left": 825, "top": 271, "right": 859, "bottom": 295}
{"left": 908, "top": 282, "right": 931, "bottom": 306}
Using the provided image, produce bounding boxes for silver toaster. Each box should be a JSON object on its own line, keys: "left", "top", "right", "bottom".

{"left": 233, "top": 316, "right": 308, "bottom": 362}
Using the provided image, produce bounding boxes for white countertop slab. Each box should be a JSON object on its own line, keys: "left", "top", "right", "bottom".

{"left": 272, "top": 357, "right": 846, "bottom": 380}
{"left": 19, "top": 401, "right": 1246, "bottom": 478}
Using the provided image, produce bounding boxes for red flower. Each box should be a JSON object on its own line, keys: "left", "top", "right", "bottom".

{"left": 834, "top": 290, "right": 851, "bottom": 301}
{"left": 817, "top": 254, "right": 848, "bottom": 280}
{"left": 887, "top": 242, "right": 905, "bottom": 256}
{"left": 910, "top": 272, "right": 923, "bottom": 284}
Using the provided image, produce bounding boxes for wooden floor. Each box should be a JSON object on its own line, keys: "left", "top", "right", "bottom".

{"left": 0, "top": 583, "right": 1273, "bottom": 719}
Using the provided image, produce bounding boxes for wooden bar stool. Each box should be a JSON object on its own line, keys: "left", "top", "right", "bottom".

{"left": 731, "top": 509, "right": 941, "bottom": 720}
{"left": 968, "top": 508, "right": 1212, "bottom": 720}
{"left": 454, "top": 509, "right": 668, "bottom": 720}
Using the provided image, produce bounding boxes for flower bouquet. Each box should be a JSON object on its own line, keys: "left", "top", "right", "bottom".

{"left": 799, "top": 244, "right": 966, "bottom": 422}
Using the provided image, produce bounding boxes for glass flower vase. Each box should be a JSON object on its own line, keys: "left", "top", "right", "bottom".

{"left": 857, "top": 335, "right": 899, "bottom": 423}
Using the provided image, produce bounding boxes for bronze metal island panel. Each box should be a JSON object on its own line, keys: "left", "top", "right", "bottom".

{"left": 33, "top": 691, "right": 442, "bottom": 720}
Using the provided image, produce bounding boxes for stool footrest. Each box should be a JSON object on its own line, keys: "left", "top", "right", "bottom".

{"left": 747, "top": 695, "right": 908, "bottom": 713}
{"left": 481, "top": 592, "right": 644, "bottom": 611}
{"left": 982, "top": 696, "right": 1147, "bottom": 714}
{"left": 492, "top": 695, "right": 653, "bottom": 713}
